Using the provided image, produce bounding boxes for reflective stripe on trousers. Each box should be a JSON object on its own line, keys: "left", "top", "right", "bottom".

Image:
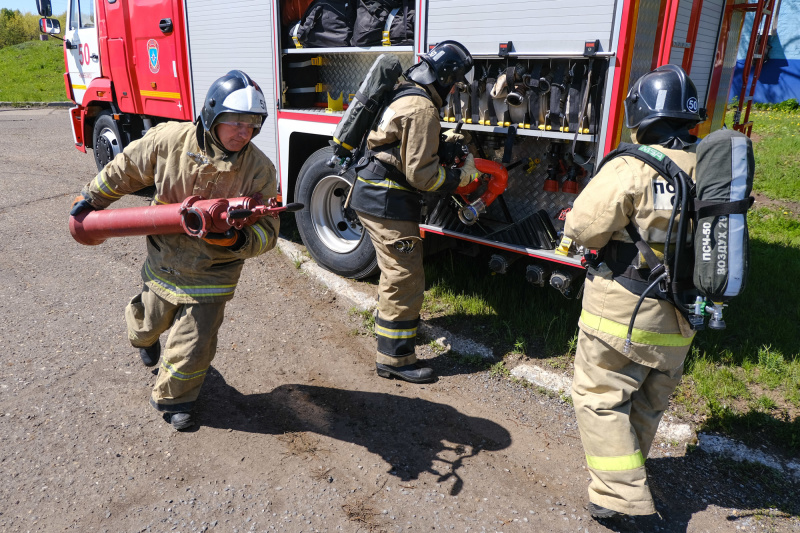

{"left": 571, "top": 329, "right": 685, "bottom": 515}
{"left": 125, "top": 286, "right": 226, "bottom": 413}
{"left": 375, "top": 315, "right": 419, "bottom": 357}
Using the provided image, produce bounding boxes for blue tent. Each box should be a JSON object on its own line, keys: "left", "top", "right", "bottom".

{"left": 730, "top": 0, "right": 800, "bottom": 104}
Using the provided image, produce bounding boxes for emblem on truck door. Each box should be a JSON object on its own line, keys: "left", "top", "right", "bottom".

{"left": 148, "top": 39, "right": 160, "bottom": 74}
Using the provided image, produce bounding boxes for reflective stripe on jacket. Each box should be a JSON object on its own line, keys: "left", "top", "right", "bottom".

{"left": 83, "top": 121, "right": 279, "bottom": 304}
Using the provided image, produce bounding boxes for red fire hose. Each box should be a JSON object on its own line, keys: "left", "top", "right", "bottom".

{"left": 70, "top": 195, "right": 303, "bottom": 246}
{"left": 453, "top": 158, "right": 509, "bottom": 225}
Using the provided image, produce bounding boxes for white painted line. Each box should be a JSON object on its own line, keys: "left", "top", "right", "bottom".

{"left": 698, "top": 433, "right": 800, "bottom": 482}
{"left": 655, "top": 419, "right": 693, "bottom": 442}
{"left": 420, "top": 323, "right": 495, "bottom": 360}
{"left": 276, "top": 239, "right": 378, "bottom": 311}
{"left": 511, "top": 364, "right": 572, "bottom": 395}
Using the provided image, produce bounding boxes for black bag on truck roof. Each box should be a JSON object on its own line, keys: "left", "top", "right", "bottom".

{"left": 351, "top": 0, "right": 414, "bottom": 47}
{"left": 289, "top": 0, "right": 355, "bottom": 48}
{"left": 693, "top": 128, "right": 755, "bottom": 304}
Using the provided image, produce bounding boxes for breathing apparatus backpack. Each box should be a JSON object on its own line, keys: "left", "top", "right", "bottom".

{"left": 693, "top": 129, "right": 755, "bottom": 307}
{"left": 330, "top": 54, "right": 404, "bottom": 167}
{"left": 593, "top": 128, "right": 754, "bottom": 348}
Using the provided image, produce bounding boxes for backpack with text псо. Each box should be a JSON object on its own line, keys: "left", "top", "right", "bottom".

{"left": 587, "top": 128, "right": 754, "bottom": 352}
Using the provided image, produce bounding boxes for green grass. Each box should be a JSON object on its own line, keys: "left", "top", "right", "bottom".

{"left": 489, "top": 361, "right": 510, "bottom": 378}
{"left": 421, "top": 249, "right": 581, "bottom": 358}
{"left": 0, "top": 39, "right": 67, "bottom": 102}
{"left": 734, "top": 107, "right": 800, "bottom": 203}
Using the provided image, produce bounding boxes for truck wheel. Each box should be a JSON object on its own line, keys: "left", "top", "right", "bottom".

{"left": 93, "top": 112, "right": 124, "bottom": 171}
{"left": 295, "top": 147, "right": 378, "bottom": 279}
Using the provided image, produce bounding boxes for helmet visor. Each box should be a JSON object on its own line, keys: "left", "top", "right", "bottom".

{"left": 214, "top": 112, "right": 262, "bottom": 129}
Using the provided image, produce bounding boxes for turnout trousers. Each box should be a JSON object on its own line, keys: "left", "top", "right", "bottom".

{"left": 125, "top": 286, "right": 226, "bottom": 413}
{"left": 357, "top": 212, "right": 424, "bottom": 367}
{"left": 571, "top": 329, "right": 685, "bottom": 515}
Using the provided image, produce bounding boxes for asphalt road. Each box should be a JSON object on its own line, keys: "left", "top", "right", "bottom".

{"left": 0, "top": 107, "right": 797, "bottom": 533}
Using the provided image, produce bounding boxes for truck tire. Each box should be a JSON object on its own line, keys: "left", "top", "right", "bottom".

{"left": 93, "top": 112, "right": 124, "bottom": 172}
{"left": 295, "top": 147, "right": 379, "bottom": 279}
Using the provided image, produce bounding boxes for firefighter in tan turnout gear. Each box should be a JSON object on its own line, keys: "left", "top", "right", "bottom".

{"left": 350, "top": 41, "right": 478, "bottom": 383}
{"left": 70, "top": 71, "right": 279, "bottom": 431}
{"left": 563, "top": 65, "right": 703, "bottom": 518}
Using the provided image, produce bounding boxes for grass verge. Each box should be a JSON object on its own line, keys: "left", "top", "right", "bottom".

{"left": 421, "top": 246, "right": 582, "bottom": 359}
{"left": 0, "top": 40, "right": 67, "bottom": 102}
{"left": 731, "top": 106, "right": 800, "bottom": 203}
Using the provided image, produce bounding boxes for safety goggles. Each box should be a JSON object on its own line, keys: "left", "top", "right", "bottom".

{"left": 217, "top": 121, "right": 260, "bottom": 130}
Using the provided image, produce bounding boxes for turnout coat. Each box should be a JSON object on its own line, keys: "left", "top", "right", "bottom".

{"left": 82, "top": 121, "right": 279, "bottom": 305}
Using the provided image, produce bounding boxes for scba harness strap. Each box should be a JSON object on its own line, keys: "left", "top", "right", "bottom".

{"left": 594, "top": 144, "right": 695, "bottom": 305}
{"left": 349, "top": 85, "right": 436, "bottom": 221}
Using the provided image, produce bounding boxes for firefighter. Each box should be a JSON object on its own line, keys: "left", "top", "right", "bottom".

{"left": 563, "top": 65, "right": 703, "bottom": 518}
{"left": 69, "top": 70, "right": 279, "bottom": 431}
{"left": 349, "top": 40, "right": 478, "bottom": 384}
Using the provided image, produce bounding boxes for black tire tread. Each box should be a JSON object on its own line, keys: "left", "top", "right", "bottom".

{"left": 294, "top": 147, "right": 379, "bottom": 280}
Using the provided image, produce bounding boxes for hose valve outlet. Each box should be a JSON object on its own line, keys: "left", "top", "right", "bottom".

{"left": 549, "top": 270, "right": 572, "bottom": 292}
{"left": 458, "top": 198, "right": 486, "bottom": 225}
{"left": 489, "top": 254, "right": 518, "bottom": 275}
{"left": 526, "top": 264, "right": 546, "bottom": 287}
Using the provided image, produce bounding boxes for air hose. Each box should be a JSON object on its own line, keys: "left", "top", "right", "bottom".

{"left": 622, "top": 271, "right": 668, "bottom": 355}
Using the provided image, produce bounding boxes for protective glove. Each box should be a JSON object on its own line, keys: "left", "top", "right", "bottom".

{"left": 70, "top": 195, "right": 97, "bottom": 217}
{"left": 458, "top": 153, "right": 480, "bottom": 187}
{"left": 202, "top": 228, "right": 244, "bottom": 248}
{"left": 441, "top": 128, "right": 472, "bottom": 144}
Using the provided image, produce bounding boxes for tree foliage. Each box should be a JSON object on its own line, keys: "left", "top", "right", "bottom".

{"left": 0, "top": 9, "right": 66, "bottom": 49}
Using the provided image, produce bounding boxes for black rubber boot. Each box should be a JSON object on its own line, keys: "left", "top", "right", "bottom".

{"left": 587, "top": 502, "right": 623, "bottom": 519}
{"left": 376, "top": 362, "right": 435, "bottom": 383}
{"left": 169, "top": 412, "right": 194, "bottom": 431}
{"left": 138, "top": 340, "right": 161, "bottom": 367}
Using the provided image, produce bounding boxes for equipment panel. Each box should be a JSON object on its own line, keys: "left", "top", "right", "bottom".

{"left": 426, "top": 0, "right": 619, "bottom": 56}
{"left": 281, "top": 51, "right": 417, "bottom": 113}
{"left": 183, "top": 0, "right": 278, "bottom": 161}
{"left": 687, "top": 0, "right": 726, "bottom": 103}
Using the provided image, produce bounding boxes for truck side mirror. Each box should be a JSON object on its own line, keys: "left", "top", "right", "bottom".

{"left": 39, "top": 17, "right": 61, "bottom": 35}
{"left": 36, "top": 0, "right": 52, "bottom": 17}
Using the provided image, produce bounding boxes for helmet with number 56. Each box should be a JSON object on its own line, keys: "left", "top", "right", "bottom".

{"left": 624, "top": 64, "right": 704, "bottom": 131}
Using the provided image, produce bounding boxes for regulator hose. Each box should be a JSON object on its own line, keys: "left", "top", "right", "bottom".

{"left": 623, "top": 271, "right": 668, "bottom": 355}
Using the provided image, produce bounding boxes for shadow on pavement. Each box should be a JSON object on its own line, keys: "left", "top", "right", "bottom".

{"left": 198, "top": 367, "right": 512, "bottom": 496}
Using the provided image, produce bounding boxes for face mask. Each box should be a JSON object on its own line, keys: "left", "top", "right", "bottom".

{"left": 432, "top": 80, "right": 452, "bottom": 102}
{"left": 635, "top": 119, "right": 696, "bottom": 149}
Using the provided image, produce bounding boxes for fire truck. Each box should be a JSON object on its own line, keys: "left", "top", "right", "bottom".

{"left": 36, "top": 0, "right": 769, "bottom": 294}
